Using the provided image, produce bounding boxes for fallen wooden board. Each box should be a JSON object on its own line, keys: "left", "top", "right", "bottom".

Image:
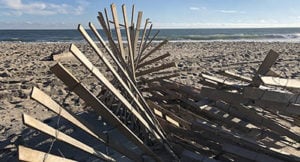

{"left": 18, "top": 145, "right": 76, "bottom": 162}
{"left": 253, "top": 49, "right": 279, "bottom": 85}
{"left": 201, "top": 73, "right": 248, "bottom": 87}
{"left": 260, "top": 76, "right": 300, "bottom": 89}
{"left": 243, "top": 87, "right": 300, "bottom": 105}
{"left": 136, "top": 62, "right": 176, "bottom": 77}
{"left": 30, "top": 87, "right": 141, "bottom": 161}
{"left": 219, "top": 70, "right": 252, "bottom": 82}
{"left": 50, "top": 63, "right": 161, "bottom": 161}
{"left": 22, "top": 114, "right": 116, "bottom": 162}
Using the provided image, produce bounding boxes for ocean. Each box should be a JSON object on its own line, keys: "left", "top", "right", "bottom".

{"left": 1, "top": 28, "right": 300, "bottom": 42}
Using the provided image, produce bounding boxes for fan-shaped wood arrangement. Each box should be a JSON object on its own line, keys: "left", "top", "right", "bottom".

{"left": 18, "top": 3, "right": 300, "bottom": 162}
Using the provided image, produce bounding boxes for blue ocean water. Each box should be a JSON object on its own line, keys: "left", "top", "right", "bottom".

{"left": 1, "top": 28, "right": 300, "bottom": 42}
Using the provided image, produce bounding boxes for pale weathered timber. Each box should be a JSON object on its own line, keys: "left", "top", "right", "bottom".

{"left": 219, "top": 70, "right": 252, "bottom": 82}
{"left": 50, "top": 63, "right": 161, "bottom": 161}
{"left": 122, "top": 4, "right": 135, "bottom": 81}
{"left": 135, "top": 18, "right": 150, "bottom": 66}
{"left": 132, "top": 11, "right": 143, "bottom": 57}
{"left": 22, "top": 114, "right": 116, "bottom": 162}
{"left": 18, "top": 145, "right": 76, "bottom": 162}
{"left": 260, "top": 76, "right": 300, "bottom": 89}
{"left": 111, "top": 4, "right": 126, "bottom": 60}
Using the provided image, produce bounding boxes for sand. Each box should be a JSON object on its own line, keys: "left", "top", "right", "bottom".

{"left": 0, "top": 41, "right": 299, "bottom": 160}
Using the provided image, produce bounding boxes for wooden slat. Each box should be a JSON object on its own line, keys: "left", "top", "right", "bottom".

{"left": 18, "top": 145, "right": 76, "bottom": 162}
{"left": 122, "top": 4, "right": 135, "bottom": 80}
{"left": 30, "top": 87, "right": 141, "bottom": 161}
{"left": 136, "top": 62, "right": 176, "bottom": 77}
{"left": 201, "top": 73, "right": 248, "bottom": 87}
{"left": 50, "top": 63, "right": 160, "bottom": 161}
{"left": 243, "top": 87, "right": 300, "bottom": 105}
{"left": 69, "top": 43, "right": 162, "bottom": 141}
{"left": 219, "top": 70, "right": 252, "bottom": 82}
{"left": 135, "top": 18, "right": 150, "bottom": 66}
{"left": 97, "top": 13, "right": 125, "bottom": 66}
{"left": 142, "top": 73, "right": 180, "bottom": 83}
{"left": 22, "top": 114, "right": 116, "bottom": 162}
{"left": 260, "top": 76, "right": 300, "bottom": 89}
{"left": 139, "top": 40, "right": 168, "bottom": 63}
{"left": 104, "top": 8, "right": 111, "bottom": 33}
{"left": 257, "top": 50, "right": 280, "bottom": 75}
{"left": 110, "top": 3, "right": 125, "bottom": 60}
{"left": 132, "top": 11, "right": 143, "bottom": 57}
{"left": 253, "top": 49, "right": 279, "bottom": 85}
{"left": 137, "top": 52, "right": 171, "bottom": 69}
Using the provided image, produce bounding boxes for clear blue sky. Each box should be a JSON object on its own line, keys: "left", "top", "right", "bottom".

{"left": 1, "top": 0, "right": 300, "bottom": 29}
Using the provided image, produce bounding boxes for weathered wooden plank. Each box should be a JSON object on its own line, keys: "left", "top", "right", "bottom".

{"left": 132, "top": 11, "right": 143, "bottom": 57}
{"left": 22, "top": 114, "right": 116, "bottom": 162}
{"left": 243, "top": 87, "right": 300, "bottom": 105}
{"left": 69, "top": 44, "right": 162, "bottom": 141}
{"left": 122, "top": 4, "right": 135, "bottom": 80}
{"left": 50, "top": 63, "right": 160, "bottom": 161}
{"left": 18, "top": 145, "right": 76, "bottom": 162}
{"left": 219, "top": 70, "right": 252, "bottom": 82}
{"left": 136, "top": 62, "right": 176, "bottom": 77}
{"left": 139, "top": 40, "right": 168, "bottom": 63}
{"left": 253, "top": 49, "right": 279, "bottom": 85}
{"left": 137, "top": 52, "right": 171, "bottom": 69}
{"left": 201, "top": 73, "right": 248, "bottom": 87}
{"left": 260, "top": 76, "right": 300, "bottom": 89}
{"left": 142, "top": 73, "right": 180, "bottom": 83}
{"left": 97, "top": 12, "right": 125, "bottom": 66}
{"left": 257, "top": 50, "right": 280, "bottom": 75}
{"left": 31, "top": 87, "right": 141, "bottom": 161}
{"left": 104, "top": 8, "right": 111, "bottom": 33}
{"left": 110, "top": 3, "right": 125, "bottom": 60}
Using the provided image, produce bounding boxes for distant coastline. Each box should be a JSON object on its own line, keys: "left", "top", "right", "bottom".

{"left": 2, "top": 28, "right": 300, "bottom": 42}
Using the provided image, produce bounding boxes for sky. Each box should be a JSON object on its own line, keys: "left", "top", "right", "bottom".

{"left": 1, "top": 0, "right": 300, "bottom": 29}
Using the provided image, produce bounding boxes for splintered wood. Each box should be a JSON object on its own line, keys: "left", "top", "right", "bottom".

{"left": 18, "top": 3, "right": 300, "bottom": 162}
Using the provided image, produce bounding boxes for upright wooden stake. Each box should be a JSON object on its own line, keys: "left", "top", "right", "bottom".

{"left": 111, "top": 3, "right": 126, "bottom": 60}
{"left": 122, "top": 4, "right": 135, "bottom": 81}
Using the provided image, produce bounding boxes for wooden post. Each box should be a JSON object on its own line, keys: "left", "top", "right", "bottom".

{"left": 22, "top": 114, "right": 116, "bottom": 162}
{"left": 137, "top": 52, "right": 171, "bottom": 69}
